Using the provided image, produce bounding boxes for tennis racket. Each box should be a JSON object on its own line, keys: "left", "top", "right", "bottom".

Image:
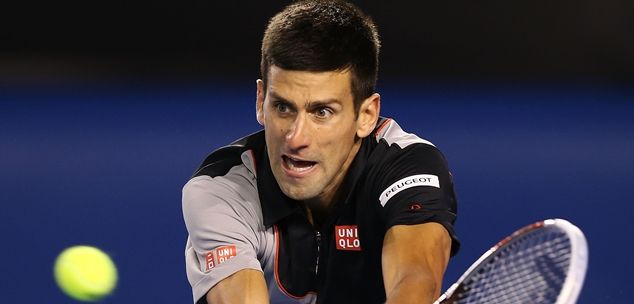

{"left": 434, "top": 218, "right": 588, "bottom": 304}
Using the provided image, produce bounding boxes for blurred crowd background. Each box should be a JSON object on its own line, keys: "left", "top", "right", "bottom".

{"left": 2, "top": 0, "right": 633, "bottom": 84}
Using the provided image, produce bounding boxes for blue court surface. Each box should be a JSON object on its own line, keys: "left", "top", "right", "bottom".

{"left": 1, "top": 82, "right": 632, "bottom": 303}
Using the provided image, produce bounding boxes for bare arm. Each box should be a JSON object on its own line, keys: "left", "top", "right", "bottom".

{"left": 382, "top": 222, "right": 452, "bottom": 303}
{"left": 206, "top": 269, "right": 270, "bottom": 304}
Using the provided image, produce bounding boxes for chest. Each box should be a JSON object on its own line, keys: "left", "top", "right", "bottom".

{"left": 266, "top": 196, "right": 388, "bottom": 304}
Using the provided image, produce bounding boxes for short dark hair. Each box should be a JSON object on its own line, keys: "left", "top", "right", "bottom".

{"left": 261, "top": 0, "right": 380, "bottom": 112}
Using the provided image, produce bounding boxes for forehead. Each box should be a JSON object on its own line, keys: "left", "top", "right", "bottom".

{"left": 266, "top": 66, "right": 353, "bottom": 102}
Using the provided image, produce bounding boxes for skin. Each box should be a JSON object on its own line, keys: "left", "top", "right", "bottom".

{"left": 207, "top": 65, "right": 451, "bottom": 303}
{"left": 382, "top": 222, "right": 452, "bottom": 303}
{"left": 256, "top": 66, "right": 379, "bottom": 212}
{"left": 207, "top": 269, "right": 269, "bottom": 304}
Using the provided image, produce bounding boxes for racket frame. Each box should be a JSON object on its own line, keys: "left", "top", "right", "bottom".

{"left": 435, "top": 218, "right": 588, "bottom": 304}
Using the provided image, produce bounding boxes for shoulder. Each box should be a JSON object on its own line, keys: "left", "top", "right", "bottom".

{"left": 368, "top": 118, "right": 447, "bottom": 171}
{"left": 191, "top": 130, "right": 265, "bottom": 179}
{"left": 362, "top": 119, "right": 460, "bottom": 254}
{"left": 183, "top": 166, "right": 258, "bottom": 221}
{"left": 373, "top": 118, "right": 436, "bottom": 150}
{"left": 362, "top": 118, "right": 455, "bottom": 207}
{"left": 183, "top": 131, "right": 265, "bottom": 233}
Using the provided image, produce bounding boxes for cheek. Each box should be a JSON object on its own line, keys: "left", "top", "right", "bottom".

{"left": 329, "top": 123, "right": 357, "bottom": 144}
{"left": 323, "top": 129, "right": 355, "bottom": 155}
{"left": 264, "top": 119, "right": 283, "bottom": 137}
{"left": 266, "top": 116, "right": 288, "bottom": 134}
{"left": 264, "top": 127, "right": 280, "bottom": 151}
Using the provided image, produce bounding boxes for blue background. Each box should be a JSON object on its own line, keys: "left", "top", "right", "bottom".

{"left": 1, "top": 83, "right": 632, "bottom": 303}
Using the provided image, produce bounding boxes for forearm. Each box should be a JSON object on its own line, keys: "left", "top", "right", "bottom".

{"left": 385, "top": 271, "right": 439, "bottom": 304}
{"left": 382, "top": 223, "right": 451, "bottom": 304}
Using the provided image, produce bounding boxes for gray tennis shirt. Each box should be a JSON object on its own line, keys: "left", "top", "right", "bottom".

{"left": 182, "top": 118, "right": 459, "bottom": 304}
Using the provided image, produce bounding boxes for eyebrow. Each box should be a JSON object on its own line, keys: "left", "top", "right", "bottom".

{"left": 268, "top": 91, "right": 342, "bottom": 108}
{"left": 307, "top": 99, "right": 342, "bottom": 108}
{"left": 268, "top": 91, "right": 292, "bottom": 104}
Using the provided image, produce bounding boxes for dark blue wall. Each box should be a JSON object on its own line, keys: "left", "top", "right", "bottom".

{"left": 1, "top": 83, "right": 632, "bottom": 303}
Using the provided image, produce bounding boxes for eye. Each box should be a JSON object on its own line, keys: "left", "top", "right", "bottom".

{"left": 274, "top": 102, "right": 291, "bottom": 113}
{"left": 314, "top": 107, "right": 333, "bottom": 118}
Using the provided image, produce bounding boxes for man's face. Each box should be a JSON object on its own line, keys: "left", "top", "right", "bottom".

{"left": 256, "top": 66, "right": 378, "bottom": 204}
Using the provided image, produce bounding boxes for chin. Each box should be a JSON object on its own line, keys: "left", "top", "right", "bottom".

{"left": 281, "top": 186, "right": 319, "bottom": 201}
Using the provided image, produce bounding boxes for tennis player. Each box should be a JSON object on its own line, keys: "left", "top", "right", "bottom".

{"left": 182, "top": 1, "right": 459, "bottom": 303}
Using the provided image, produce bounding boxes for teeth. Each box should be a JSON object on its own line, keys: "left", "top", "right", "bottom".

{"left": 285, "top": 156, "right": 315, "bottom": 172}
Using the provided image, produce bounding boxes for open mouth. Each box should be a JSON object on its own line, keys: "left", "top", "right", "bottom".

{"left": 282, "top": 155, "right": 317, "bottom": 173}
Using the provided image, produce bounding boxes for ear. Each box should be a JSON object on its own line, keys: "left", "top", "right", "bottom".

{"left": 256, "top": 79, "right": 265, "bottom": 126}
{"left": 356, "top": 93, "right": 381, "bottom": 138}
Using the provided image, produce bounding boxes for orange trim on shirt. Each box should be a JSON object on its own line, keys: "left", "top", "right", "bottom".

{"left": 374, "top": 118, "right": 392, "bottom": 140}
{"left": 249, "top": 149, "right": 257, "bottom": 176}
{"left": 273, "top": 225, "right": 317, "bottom": 300}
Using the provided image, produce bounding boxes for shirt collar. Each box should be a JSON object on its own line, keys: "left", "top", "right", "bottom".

{"left": 256, "top": 143, "right": 301, "bottom": 228}
{"left": 255, "top": 132, "right": 372, "bottom": 228}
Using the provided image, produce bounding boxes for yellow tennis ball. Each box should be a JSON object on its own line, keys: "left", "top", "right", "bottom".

{"left": 54, "top": 245, "right": 118, "bottom": 302}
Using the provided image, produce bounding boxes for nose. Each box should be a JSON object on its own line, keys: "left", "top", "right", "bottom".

{"left": 285, "top": 113, "right": 310, "bottom": 152}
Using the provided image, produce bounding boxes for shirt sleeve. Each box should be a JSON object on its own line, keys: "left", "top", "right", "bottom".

{"left": 182, "top": 175, "right": 264, "bottom": 303}
{"left": 374, "top": 143, "right": 460, "bottom": 256}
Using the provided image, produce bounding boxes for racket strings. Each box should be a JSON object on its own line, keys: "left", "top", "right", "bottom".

{"left": 452, "top": 227, "right": 572, "bottom": 304}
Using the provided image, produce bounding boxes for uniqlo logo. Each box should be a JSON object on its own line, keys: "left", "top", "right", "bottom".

{"left": 335, "top": 225, "right": 361, "bottom": 251}
{"left": 205, "top": 251, "right": 215, "bottom": 272}
{"left": 215, "top": 245, "right": 237, "bottom": 263}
